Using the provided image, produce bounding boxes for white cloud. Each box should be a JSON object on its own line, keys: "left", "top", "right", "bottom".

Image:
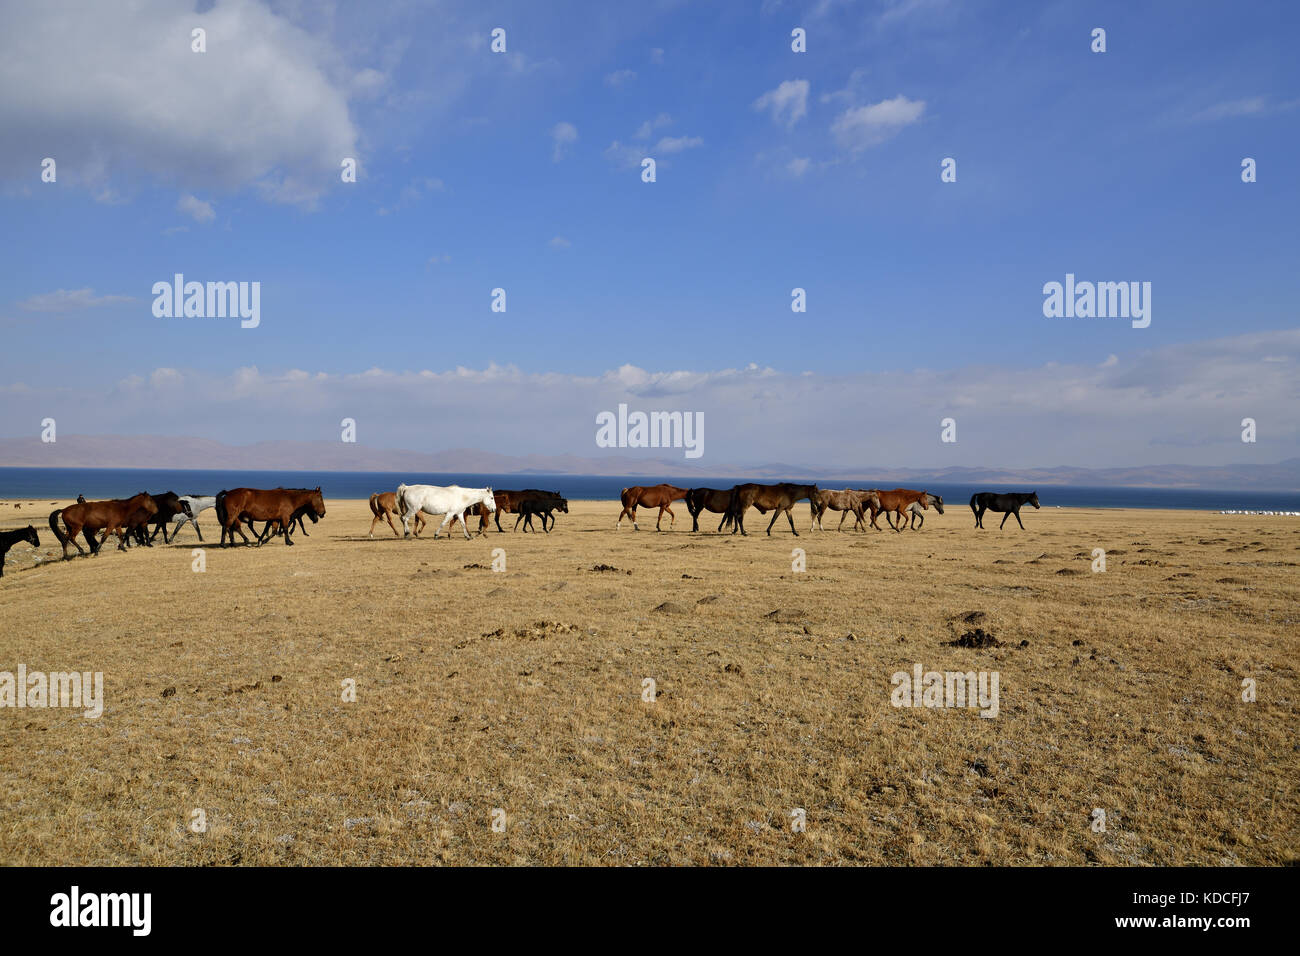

{"left": 551, "top": 121, "right": 578, "bottom": 162}
{"left": 649, "top": 47, "right": 664, "bottom": 64}
{"left": 0, "top": 0, "right": 361, "bottom": 208}
{"left": 1187, "top": 96, "right": 1300, "bottom": 123}
{"left": 604, "top": 140, "right": 645, "bottom": 169}
{"left": 548, "top": 235, "right": 571, "bottom": 248}
{"left": 634, "top": 113, "right": 673, "bottom": 139}
{"left": 377, "top": 177, "right": 444, "bottom": 215}
{"left": 177, "top": 194, "right": 215, "bottom": 223}
{"left": 653, "top": 135, "right": 702, "bottom": 154}
{"left": 17, "top": 288, "right": 136, "bottom": 312}
{"left": 753, "top": 79, "right": 810, "bottom": 128}
{"left": 831, "top": 95, "right": 925, "bottom": 152}
{"left": 786, "top": 157, "right": 811, "bottom": 177}
{"left": 604, "top": 69, "right": 636, "bottom": 87}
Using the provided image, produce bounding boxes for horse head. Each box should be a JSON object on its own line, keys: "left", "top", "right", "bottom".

{"left": 24, "top": 526, "right": 39, "bottom": 547}
{"left": 310, "top": 487, "right": 326, "bottom": 518}
{"left": 481, "top": 487, "right": 497, "bottom": 512}
{"left": 929, "top": 494, "right": 945, "bottom": 514}
{"left": 1029, "top": 492, "right": 1041, "bottom": 509}
{"left": 558, "top": 498, "right": 570, "bottom": 514}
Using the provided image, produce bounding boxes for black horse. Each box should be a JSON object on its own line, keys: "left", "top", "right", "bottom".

{"left": 0, "top": 525, "right": 40, "bottom": 577}
{"left": 516, "top": 492, "right": 568, "bottom": 533}
{"left": 971, "top": 491, "right": 1040, "bottom": 529}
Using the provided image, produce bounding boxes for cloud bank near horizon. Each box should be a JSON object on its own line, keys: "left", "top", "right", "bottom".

{"left": 2, "top": 328, "right": 1295, "bottom": 470}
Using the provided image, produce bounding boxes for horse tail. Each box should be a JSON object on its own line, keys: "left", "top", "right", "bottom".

{"left": 396, "top": 485, "right": 409, "bottom": 516}
{"left": 48, "top": 509, "right": 68, "bottom": 547}
{"left": 969, "top": 493, "right": 979, "bottom": 513}
{"left": 215, "top": 491, "right": 228, "bottom": 526}
{"left": 368, "top": 493, "right": 381, "bottom": 517}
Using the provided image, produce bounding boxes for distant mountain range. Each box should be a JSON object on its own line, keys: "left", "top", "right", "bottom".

{"left": 1, "top": 434, "right": 1297, "bottom": 490}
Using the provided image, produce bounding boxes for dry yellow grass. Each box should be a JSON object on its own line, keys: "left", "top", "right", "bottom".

{"left": 0, "top": 496, "right": 1296, "bottom": 865}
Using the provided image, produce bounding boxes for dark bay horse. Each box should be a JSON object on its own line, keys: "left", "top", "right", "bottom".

{"left": 0, "top": 526, "right": 39, "bottom": 577}
{"left": 728, "top": 482, "right": 819, "bottom": 536}
{"left": 685, "top": 487, "right": 737, "bottom": 532}
{"left": 971, "top": 491, "right": 1040, "bottom": 529}
{"left": 217, "top": 487, "right": 326, "bottom": 546}
{"left": 617, "top": 484, "right": 689, "bottom": 531}
{"left": 49, "top": 492, "right": 157, "bottom": 558}
{"left": 142, "top": 491, "right": 190, "bottom": 544}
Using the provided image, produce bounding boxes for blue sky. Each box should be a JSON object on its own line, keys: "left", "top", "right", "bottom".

{"left": 0, "top": 0, "right": 1296, "bottom": 468}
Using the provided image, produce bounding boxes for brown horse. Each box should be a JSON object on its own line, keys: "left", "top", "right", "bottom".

{"left": 810, "top": 488, "right": 878, "bottom": 532}
{"left": 99, "top": 502, "right": 159, "bottom": 549}
{"left": 48, "top": 492, "right": 158, "bottom": 558}
{"left": 218, "top": 487, "right": 326, "bottom": 546}
{"left": 728, "top": 482, "right": 819, "bottom": 536}
{"left": 685, "top": 487, "right": 738, "bottom": 532}
{"left": 369, "top": 491, "right": 406, "bottom": 538}
{"left": 869, "top": 488, "right": 929, "bottom": 532}
{"left": 616, "top": 484, "right": 689, "bottom": 531}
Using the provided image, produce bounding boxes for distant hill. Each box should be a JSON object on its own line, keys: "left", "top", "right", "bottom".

{"left": 1, "top": 435, "right": 1297, "bottom": 490}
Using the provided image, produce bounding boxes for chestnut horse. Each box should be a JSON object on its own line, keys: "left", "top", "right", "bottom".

{"left": 616, "top": 484, "right": 689, "bottom": 531}
{"left": 370, "top": 491, "right": 407, "bottom": 538}
{"left": 218, "top": 487, "right": 326, "bottom": 546}
{"left": 869, "top": 488, "right": 930, "bottom": 532}
{"left": 49, "top": 492, "right": 158, "bottom": 558}
{"left": 728, "top": 482, "right": 819, "bottom": 536}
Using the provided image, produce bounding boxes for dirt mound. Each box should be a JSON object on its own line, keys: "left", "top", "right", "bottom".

{"left": 654, "top": 601, "right": 691, "bottom": 615}
{"left": 949, "top": 628, "right": 1002, "bottom": 648}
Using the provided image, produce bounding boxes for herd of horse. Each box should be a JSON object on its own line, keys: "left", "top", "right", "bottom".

{"left": 0, "top": 482, "right": 1043, "bottom": 574}
{"left": 622, "top": 483, "right": 1041, "bottom": 535}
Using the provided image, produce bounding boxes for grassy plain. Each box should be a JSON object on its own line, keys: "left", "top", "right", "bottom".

{"left": 1, "top": 496, "right": 1296, "bottom": 865}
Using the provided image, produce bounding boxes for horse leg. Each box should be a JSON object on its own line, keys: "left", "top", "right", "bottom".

{"left": 66, "top": 523, "right": 87, "bottom": 558}
{"left": 1014, "top": 508, "right": 1025, "bottom": 530}
{"left": 785, "top": 507, "right": 799, "bottom": 536}
{"left": 999, "top": 510, "right": 1010, "bottom": 529}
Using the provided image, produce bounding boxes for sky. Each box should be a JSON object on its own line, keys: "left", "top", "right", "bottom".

{"left": 0, "top": 0, "right": 1296, "bottom": 470}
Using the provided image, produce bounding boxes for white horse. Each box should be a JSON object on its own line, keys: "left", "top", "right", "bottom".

{"left": 164, "top": 495, "right": 216, "bottom": 542}
{"left": 397, "top": 484, "right": 496, "bottom": 539}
